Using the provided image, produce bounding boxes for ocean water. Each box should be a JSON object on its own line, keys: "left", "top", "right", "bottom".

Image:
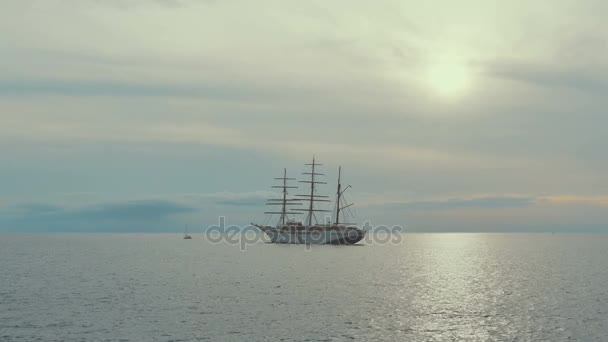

{"left": 1, "top": 233, "right": 607, "bottom": 341}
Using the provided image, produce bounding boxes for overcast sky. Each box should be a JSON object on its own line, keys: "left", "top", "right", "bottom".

{"left": 1, "top": 0, "right": 607, "bottom": 232}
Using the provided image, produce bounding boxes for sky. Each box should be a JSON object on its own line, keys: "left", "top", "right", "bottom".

{"left": 1, "top": 0, "right": 607, "bottom": 232}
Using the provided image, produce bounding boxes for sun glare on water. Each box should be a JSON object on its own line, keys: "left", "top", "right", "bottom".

{"left": 426, "top": 61, "right": 472, "bottom": 98}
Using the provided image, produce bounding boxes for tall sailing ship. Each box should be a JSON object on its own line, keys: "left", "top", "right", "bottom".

{"left": 252, "top": 157, "right": 366, "bottom": 245}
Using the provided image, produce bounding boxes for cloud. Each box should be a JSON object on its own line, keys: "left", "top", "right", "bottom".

{"left": 215, "top": 198, "right": 267, "bottom": 207}
{"left": 0, "top": 192, "right": 279, "bottom": 231}
{"left": 0, "top": 78, "right": 262, "bottom": 99}
{"left": 181, "top": 191, "right": 276, "bottom": 207}
{"left": 542, "top": 195, "right": 608, "bottom": 206}
{"left": 392, "top": 196, "right": 537, "bottom": 211}
{"left": 74, "top": 0, "right": 208, "bottom": 10}
{"left": 484, "top": 60, "right": 608, "bottom": 93}
{"left": 3, "top": 199, "right": 195, "bottom": 222}
{"left": 69, "top": 200, "right": 196, "bottom": 220}
{"left": 18, "top": 203, "right": 64, "bottom": 214}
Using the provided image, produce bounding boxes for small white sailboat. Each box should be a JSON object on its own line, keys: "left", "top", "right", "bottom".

{"left": 183, "top": 225, "right": 192, "bottom": 240}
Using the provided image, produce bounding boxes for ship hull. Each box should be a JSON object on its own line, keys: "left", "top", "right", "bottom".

{"left": 262, "top": 228, "right": 365, "bottom": 245}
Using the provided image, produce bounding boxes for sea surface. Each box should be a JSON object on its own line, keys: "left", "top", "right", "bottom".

{"left": 1, "top": 233, "right": 607, "bottom": 341}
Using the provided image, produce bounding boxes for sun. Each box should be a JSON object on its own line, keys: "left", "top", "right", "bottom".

{"left": 426, "top": 61, "right": 472, "bottom": 98}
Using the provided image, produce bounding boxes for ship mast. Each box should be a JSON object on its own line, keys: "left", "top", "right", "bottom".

{"left": 280, "top": 169, "right": 288, "bottom": 225}
{"left": 334, "top": 166, "right": 353, "bottom": 225}
{"left": 295, "top": 156, "right": 330, "bottom": 226}
{"left": 265, "top": 168, "right": 300, "bottom": 226}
